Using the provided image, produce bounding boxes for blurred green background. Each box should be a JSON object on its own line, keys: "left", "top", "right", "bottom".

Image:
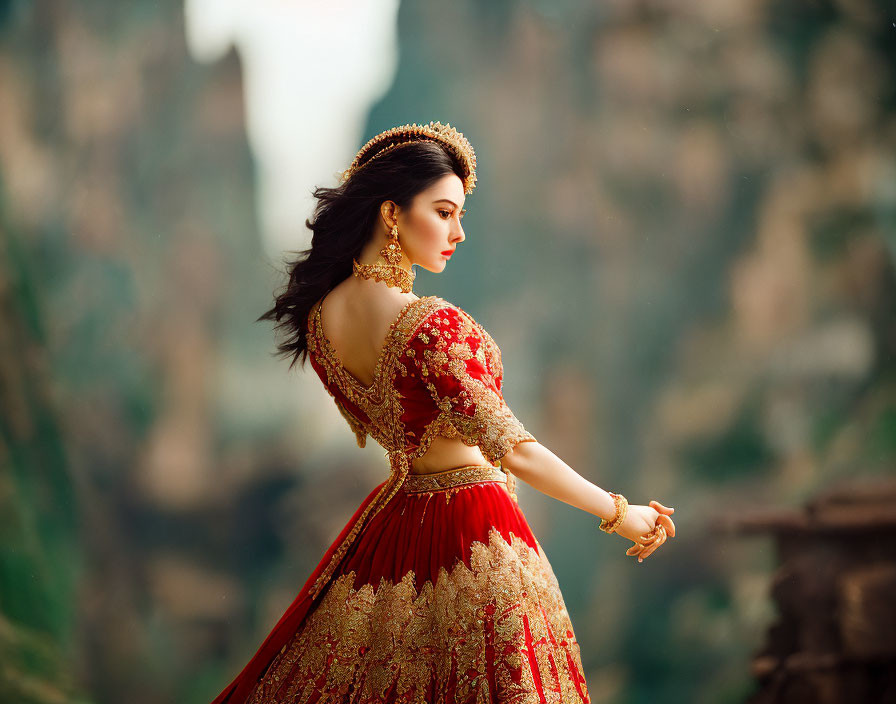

{"left": 1, "top": 0, "right": 894, "bottom": 702}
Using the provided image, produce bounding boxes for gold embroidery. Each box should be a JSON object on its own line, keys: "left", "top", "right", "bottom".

{"left": 247, "top": 529, "right": 590, "bottom": 704}
{"left": 411, "top": 308, "right": 537, "bottom": 464}
{"left": 402, "top": 464, "right": 507, "bottom": 495}
{"left": 335, "top": 398, "right": 367, "bottom": 448}
{"left": 308, "top": 450, "right": 409, "bottom": 601}
{"left": 504, "top": 468, "right": 519, "bottom": 503}
{"left": 305, "top": 296, "right": 445, "bottom": 452}
{"left": 303, "top": 298, "right": 534, "bottom": 594}
{"left": 306, "top": 295, "right": 535, "bottom": 467}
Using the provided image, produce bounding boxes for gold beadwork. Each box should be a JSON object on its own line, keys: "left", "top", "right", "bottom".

{"left": 402, "top": 464, "right": 507, "bottom": 495}
{"left": 352, "top": 223, "right": 415, "bottom": 293}
{"left": 599, "top": 492, "right": 628, "bottom": 534}
{"left": 308, "top": 449, "right": 411, "bottom": 600}
{"left": 341, "top": 121, "right": 478, "bottom": 195}
{"left": 306, "top": 296, "right": 535, "bottom": 466}
{"left": 303, "top": 296, "right": 538, "bottom": 599}
{"left": 246, "top": 529, "right": 590, "bottom": 704}
{"left": 403, "top": 305, "right": 537, "bottom": 465}
{"left": 305, "top": 295, "right": 433, "bottom": 445}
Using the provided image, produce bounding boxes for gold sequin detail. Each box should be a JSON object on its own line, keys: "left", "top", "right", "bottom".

{"left": 247, "top": 529, "right": 590, "bottom": 704}
{"left": 341, "top": 121, "right": 478, "bottom": 195}
{"left": 402, "top": 464, "right": 507, "bottom": 497}
{"left": 303, "top": 298, "right": 533, "bottom": 596}
{"left": 405, "top": 307, "right": 537, "bottom": 465}
{"left": 306, "top": 296, "right": 444, "bottom": 452}
{"left": 306, "top": 296, "right": 536, "bottom": 466}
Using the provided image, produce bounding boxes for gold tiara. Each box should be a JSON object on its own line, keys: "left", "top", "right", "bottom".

{"left": 340, "top": 121, "right": 478, "bottom": 194}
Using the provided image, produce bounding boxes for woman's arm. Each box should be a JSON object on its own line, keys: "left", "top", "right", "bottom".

{"left": 500, "top": 440, "right": 676, "bottom": 560}
{"left": 398, "top": 302, "right": 673, "bottom": 556}
{"left": 499, "top": 440, "right": 617, "bottom": 521}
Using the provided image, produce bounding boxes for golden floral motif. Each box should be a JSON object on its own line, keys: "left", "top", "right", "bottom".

{"left": 402, "top": 464, "right": 507, "bottom": 502}
{"left": 335, "top": 398, "right": 368, "bottom": 449}
{"left": 304, "top": 297, "right": 536, "bottom": 598}
{"left": 406, "top": 307, "right": 537, "bottom": 465}
{"left": 247, "top": 529, "right": 590, "bottom": 704}
{"left": 305, "top": 296, "right": 443, "bottom": 452}
{"left": 306, "top": 296, "right": 536, "bottom": 467}
{"left": 341, "top": 121, "right": 478, "bottom": 195}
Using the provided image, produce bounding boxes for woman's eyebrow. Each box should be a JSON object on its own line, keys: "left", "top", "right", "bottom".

{"left": 434, "top": 198, "right": 466, "bottom": 215}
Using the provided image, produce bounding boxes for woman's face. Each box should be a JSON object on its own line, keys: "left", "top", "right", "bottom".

{"left": 391, "top": 173, "right": 466, "bottom": 273}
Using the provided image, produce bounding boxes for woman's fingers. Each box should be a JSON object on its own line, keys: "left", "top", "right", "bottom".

{"left": 638, "top": 532, "right": 667, "bottom": 562}
{"left": 622, "top": 503, "right": 676, "bottom": 562}
{"left": 627, "top": 539, "right": 654, "bottom": 559}
{"left": 649, "top": 500, "right": 674, "bottom": 514}
{"left": 630, "top": 524, "right": 669, "bottom": 562}
{"left": 657, "top": 514, "right": 675, "bottom": 537}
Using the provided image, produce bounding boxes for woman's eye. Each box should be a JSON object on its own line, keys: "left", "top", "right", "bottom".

{"left": 438, "top": 210, "right": 451, "bottom": 219}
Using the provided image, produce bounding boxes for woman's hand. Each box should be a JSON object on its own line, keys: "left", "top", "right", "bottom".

{"left": 614, "top": 500, "right": 675, "bottom": 563}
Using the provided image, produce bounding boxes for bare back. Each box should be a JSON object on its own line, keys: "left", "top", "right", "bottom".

{"left": 318, "top": 278, "right": 492, "bottom": 474}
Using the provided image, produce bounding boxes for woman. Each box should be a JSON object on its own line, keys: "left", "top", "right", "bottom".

{"left": 210, "top": 121, "right": 676, "bottom": 704}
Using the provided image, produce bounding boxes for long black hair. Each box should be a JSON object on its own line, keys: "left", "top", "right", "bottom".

{"left": 257, "top": 139, "right": 467, "bottom": 371}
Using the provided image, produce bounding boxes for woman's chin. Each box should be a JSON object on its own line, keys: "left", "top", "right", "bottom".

{"left": 417, "top": 260, "right": 447, "bottom": 274}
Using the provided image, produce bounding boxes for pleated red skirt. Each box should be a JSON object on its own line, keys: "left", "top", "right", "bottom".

{"left": 212, "top": 465, "right": 590, "bottom": 704}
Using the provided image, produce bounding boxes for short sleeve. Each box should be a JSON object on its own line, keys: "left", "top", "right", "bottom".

{"left": 401, "top": 305, "right": 536, "bottom": 464}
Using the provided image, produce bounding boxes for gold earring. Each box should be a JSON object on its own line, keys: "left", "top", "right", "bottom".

{"left": 352, "top": 223, "right": 416, "bottom": 293}
{"left": 382, "top": 224, "right": 403, "bottom": 266}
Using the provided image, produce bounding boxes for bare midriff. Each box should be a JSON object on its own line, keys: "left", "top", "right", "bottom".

{"left": 408, "top": 435, "right": 496, "bottom": 475}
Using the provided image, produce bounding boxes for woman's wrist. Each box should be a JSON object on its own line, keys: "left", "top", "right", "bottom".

{"left": 597, "top": 492, "right": 628, "bottom": 533}
{"left": 594, "top": 488, "right": 620, "bottom": 522}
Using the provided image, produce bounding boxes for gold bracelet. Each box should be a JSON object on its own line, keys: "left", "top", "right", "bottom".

{"left": 599, "top": 492, "right": 628, "bottom": 534}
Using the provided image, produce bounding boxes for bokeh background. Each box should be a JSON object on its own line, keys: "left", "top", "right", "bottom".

{"left": 2, "top": 0, "right": 895, "bottom": 702}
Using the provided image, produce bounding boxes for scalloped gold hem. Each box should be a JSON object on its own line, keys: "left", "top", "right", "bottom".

{"left": 248, "top": 528, "right": 590, "bottom": 703}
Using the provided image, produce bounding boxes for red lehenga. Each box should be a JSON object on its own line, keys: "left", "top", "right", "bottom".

{"left": 210, "top": 296, "right": 590, "bottom": 704}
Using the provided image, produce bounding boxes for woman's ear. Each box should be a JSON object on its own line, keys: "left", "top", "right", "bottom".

{"left": 380, "top": 200, "right": 399, "bottom": 229}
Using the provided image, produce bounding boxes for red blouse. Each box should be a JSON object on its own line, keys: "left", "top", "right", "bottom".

{"left": 305, "top": 295, "right": 536, "bottom": 466}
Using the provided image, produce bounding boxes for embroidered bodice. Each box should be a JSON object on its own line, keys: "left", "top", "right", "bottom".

{"left": 303, "top": 294, "right": 537, "bottom": 598}
{"left": 305, "top": 295, "right": 536, "bottom": 468}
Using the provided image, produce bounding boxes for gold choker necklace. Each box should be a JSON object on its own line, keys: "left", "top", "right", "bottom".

{"left": 352, "top": 258, "right": 415, "bottom": 293}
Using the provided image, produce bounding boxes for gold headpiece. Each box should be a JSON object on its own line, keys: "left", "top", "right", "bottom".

{"left": 340, "top": 121, "right": 478, "bottom": 195}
